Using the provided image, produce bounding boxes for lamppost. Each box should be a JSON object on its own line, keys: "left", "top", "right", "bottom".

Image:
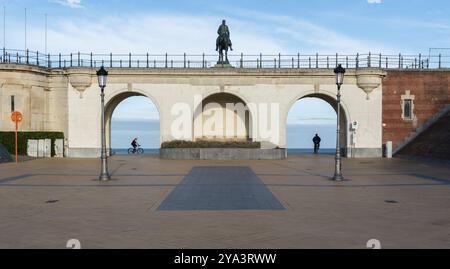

{"left": 333, "top": 64, "right": 345, "bottom": 181}
{"left": 97, "top": 66, "right": 110, "bottom": 181}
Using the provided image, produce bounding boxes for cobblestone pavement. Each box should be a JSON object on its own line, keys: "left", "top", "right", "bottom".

{"left": 0, "top": 154, "right": 449, "bottom": 249}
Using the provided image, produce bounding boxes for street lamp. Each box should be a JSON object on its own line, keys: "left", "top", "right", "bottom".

{"left": 97, "top": 66, "right": 110, "bottom": 181}
{"left": 333, "top": 64, "right": 345, "bottom": 181}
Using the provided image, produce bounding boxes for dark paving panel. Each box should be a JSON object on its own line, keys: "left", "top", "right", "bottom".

{"left": 157, "top": 166, "right": 285, "bottom": 211}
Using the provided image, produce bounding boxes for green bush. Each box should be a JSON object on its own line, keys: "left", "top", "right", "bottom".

{"left": 161, "top": 140, "right": 261, "bottom": 149}
{"left": 0, "top": 132, "right": 64, "bottom": 157}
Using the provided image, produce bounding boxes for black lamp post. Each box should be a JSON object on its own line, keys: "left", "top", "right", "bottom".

{"left": 333, "top": 64, "right": 345, "bottom": 181}
{"left": 97, "top": 66, "right": 110, "bottom": 181}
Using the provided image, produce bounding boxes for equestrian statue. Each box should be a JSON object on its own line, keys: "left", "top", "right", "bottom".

{"left": 216, "top": 19, "right": 233, "bottom": 65}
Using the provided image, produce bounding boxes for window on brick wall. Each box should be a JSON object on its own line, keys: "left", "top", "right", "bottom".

{"left": 401, "top": 90, "right": 415, "bottom": 121}
{"left": 403, "top": 99, "right": 412, "bottom": 119}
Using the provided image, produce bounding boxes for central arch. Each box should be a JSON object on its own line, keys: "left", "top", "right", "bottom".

{"left": 193, "top": 92, "right": 253, "bottom": 141}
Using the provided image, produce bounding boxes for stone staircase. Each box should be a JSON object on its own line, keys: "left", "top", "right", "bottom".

{"left": 394, "top": 104, "right": 450, "bottom": 160}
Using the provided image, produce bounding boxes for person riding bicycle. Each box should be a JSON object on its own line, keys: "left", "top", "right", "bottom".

{"left": 131, "top": 138, "right": 140, "bottom": 152}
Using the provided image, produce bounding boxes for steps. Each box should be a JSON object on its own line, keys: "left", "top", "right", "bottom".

{"left": 394, "top": 104, "right": 450, "bottom": 160}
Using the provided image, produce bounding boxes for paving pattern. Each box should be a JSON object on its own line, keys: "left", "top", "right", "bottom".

{"left": 157, "top": 166, "right": 285, "bottom": 211}
{"left": 0, "top": 154, "right": 450, "bottom": 248}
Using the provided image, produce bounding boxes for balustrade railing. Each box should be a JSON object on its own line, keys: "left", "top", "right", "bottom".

{"left": 0, "top": 48, "right": 448, "bottom": 70}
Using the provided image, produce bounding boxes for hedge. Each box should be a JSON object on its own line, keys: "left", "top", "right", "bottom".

{"left": 0, "top": 132, "right": 64, "bottom": 157}
{"left": 161, "top": 140, "right": 261, "bottom": 149}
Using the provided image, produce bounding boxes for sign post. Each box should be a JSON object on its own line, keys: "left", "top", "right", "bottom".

{"left": 11, "top": 111, "right": 23, "bottom": 163}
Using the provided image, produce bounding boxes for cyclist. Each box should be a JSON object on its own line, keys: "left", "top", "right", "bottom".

{"left": 131, "top": 138, "right": 140, "bottom": 153}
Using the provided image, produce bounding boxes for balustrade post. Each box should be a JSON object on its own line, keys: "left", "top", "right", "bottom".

{"left": 240, "top": 53, "right": 243, "bottom": 68}
{"left": 278, "top": 53, "right": 281, "bottom": 68}
{"left": 356, "top": 53, "right": 359, "bottom": 69}
{"left": 129, "top": 53, "right": 132, "bottom": 68}
{"left": 315, "top": 53, "right": 318, "bottom": 68}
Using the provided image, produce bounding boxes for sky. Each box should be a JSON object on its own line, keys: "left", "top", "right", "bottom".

{"left": 2, "top": 0, "right": 450, "bottom": 55}
{"left": 2, "top": 0, "right": 450, "bottom": 147}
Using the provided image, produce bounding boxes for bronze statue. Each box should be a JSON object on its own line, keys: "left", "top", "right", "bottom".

{"left": 216, "top": 19, "right": 233, "bottom": 64}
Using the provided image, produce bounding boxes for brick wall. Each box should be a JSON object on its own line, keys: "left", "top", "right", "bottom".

{"left": 382, "top": 70, "right": 450, "bottom": 150}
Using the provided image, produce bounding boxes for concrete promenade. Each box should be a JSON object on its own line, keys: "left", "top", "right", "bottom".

{"left": 0, "top": 154, "right": 449, "bottom": 249}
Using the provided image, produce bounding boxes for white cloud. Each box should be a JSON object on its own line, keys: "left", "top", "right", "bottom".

{"left": 53, "top": 0, "right": 83, "bottom": 8}
{"left": 367, "top": 0, "right": 382, "bottom": 4}
{"left": 19, "top": 12, "right": 283, "bottom": 55}
{"left": 230, "top": 10, "right": 395, "bottom": 53}
{"left": 7, "top": 7, "right": 397, "bottom": 56}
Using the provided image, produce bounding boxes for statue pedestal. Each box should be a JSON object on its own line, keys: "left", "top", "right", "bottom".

{"left": 214, "top": 61, "right": 234, "bottom": 68}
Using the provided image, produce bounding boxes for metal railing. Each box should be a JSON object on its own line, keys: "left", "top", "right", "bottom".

{"left": 0, "top": 48, "right": 449, "bottom": 70}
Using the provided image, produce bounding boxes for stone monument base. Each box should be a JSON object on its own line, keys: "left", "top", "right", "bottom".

{"left": 160, "top": 148, "right": 287, "bottom": 160}
{"left": 214, "top": 61, "right": 234, "bottom": 68}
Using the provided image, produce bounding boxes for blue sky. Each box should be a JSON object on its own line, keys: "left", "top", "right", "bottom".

{"left": 2, "top": 0, "right": 450, "bottom": 147}
{"left": 2, "top": 0, "right": 450, "bottom": 55}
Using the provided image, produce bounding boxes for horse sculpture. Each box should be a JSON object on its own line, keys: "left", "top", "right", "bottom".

{"left": 216, "top": 20, "right": 233, "bottom": 65}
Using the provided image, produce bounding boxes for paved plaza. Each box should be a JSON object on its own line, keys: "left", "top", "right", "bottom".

{"left": 0, "top": 154, "right": 449, "bottom": 249}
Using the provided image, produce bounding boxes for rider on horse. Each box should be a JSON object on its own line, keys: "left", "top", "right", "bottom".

{"left": 216, "top": 20, "right": 233, "bottom": 52}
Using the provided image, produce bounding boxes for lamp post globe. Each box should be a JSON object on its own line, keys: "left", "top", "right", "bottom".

{"left": 97, "top": 66, "right": 108, "bottom": 88}
{"left": 97, "top": 66, "right": 110, "bottom": 181}
{"left": 333, "top": 64, "right": 345, "bottom": 181}
{"left": 334, "top": 64, "right": 345, "bottom": 86}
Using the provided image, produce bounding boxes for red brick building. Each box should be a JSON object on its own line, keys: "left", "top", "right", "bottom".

{"left": 382, "top": 70, "right": 450, "bottom": 151}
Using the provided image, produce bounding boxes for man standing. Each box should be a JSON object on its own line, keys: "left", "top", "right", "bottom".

{"left": 313, "top": 134, "right": 321, "bottom": 154}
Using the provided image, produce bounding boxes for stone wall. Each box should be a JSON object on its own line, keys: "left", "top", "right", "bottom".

{"left": 1, "top": 64, "right": 385, "bottom": 158}
{"left": 382, "top": 70, "right": 450, "bottom": 150}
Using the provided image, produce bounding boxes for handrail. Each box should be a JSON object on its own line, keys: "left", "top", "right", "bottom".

{"left": 0, "top": 48, "right": 449, "bottom": 70}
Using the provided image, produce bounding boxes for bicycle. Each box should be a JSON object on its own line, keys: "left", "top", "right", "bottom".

{"left": 128, "top": 146, "right": 144, "bottom": 155}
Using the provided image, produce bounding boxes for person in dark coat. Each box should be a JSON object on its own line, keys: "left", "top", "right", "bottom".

{"left": 313, "top": 134, "right": 321, "bottom": 154}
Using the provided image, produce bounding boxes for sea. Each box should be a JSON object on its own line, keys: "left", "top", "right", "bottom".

{"left": 111, "top": 148, "right": 335, "bottom": 155}
{"left": 111, "top": 119, "right": 337, "bottom": 154}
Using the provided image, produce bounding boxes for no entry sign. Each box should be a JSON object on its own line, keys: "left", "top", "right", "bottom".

{"left": 11, "top": 111, "right": 23, "bottom": 163}
{"left": 11, "top": 111, "right": 23, "bottom": 123}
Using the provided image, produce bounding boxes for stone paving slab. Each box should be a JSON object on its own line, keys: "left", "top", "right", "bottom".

{"left": 0, "top": 154, "right": 449, "bottom": 248}
{"left": 157, "top": 166, "right": 285, "bottom": 211}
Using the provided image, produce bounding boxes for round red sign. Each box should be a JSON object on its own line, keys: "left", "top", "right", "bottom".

{"left": 11, "top": 111, "right": 23, "bottom": 123}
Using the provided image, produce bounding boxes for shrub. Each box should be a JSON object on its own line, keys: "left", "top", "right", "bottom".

{"left": 0, "top": 132, "right": 64, "bottom": 157}
{"left": 161, "top": 140, "right": 261, "bottom": 149}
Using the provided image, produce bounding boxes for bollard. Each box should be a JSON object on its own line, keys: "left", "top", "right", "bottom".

{"left": 386, "top": 141, "right": 393, "bottom": 159}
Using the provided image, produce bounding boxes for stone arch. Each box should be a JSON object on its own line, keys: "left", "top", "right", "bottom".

{"left": 192, "top": 92, "right": 254, "bottom": 141}
{"left": 105, "top": 90, "right": 161, "bottom": 151}
{"left": 284, "top": 91, "right": 350, "bottom": 155}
